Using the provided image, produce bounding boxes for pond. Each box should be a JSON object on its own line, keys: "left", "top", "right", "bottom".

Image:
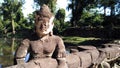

{"left": 0, "top": 38, "right": 22, "bottom": 67}
{"left": 0, "top": 38, "right": 71, "bottom": 67}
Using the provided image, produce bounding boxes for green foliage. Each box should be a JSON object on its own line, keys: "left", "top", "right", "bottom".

{"left": 54, "top": 8, "right": 69, "bottom": 34}
{"left": 0, "top": 22, "right": 4, "bottom": 30}
{"left": 24, "top": 14, "right": 35, "bottom": 29}
{"left": 92, "top": 14, "right": 104, "bottom": 27}
{"left": 99, "top": 0, "right": 117, "bottom": 7}
{"left": 0, "top": 0, "right": 24, "bottom": 35}
{"left": 56, "top": 8, "right": 66, "bottom": 23}
{"left": 68, "top": 0, "right": 97, "bottom": 27}
{"left": 55, "top": 8, "right": 66, "bottom": 30}
{"left": 0, "top": 0, "right": 119, "bottom": 37}
{"left": 0, "top": 16, "right": 4, "bottom": 31}
{"left": 0, "top": 0, "right": 35, "bottom": 37}
{"left": 54, "top": 20, "right": 71, "bottom": 35}
{"left": 68, "top": 0, "right": 120, "bottom": 27}
{"left": 79, "top": 10, "right": 104, "bottom": 27}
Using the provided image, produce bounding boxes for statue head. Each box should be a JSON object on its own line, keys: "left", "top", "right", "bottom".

{"left": 35, "top": 4, "right": 54, "bottom": 37}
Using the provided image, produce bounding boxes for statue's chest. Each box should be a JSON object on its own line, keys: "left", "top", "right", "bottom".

{"left": 30, "top": 40, "right": 56, "bottom": 54}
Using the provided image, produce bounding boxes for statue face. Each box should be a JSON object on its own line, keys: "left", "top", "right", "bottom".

{"left": 35, "top": 17, "right": 54, "bottom": 36}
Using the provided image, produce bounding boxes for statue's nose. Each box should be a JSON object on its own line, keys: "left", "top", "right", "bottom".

{"left": 40, "top": 23, "right": 46, "bottom": 29}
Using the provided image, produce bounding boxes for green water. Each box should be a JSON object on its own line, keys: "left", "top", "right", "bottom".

{"left": 0, "top": 38, "right": 22, "bottom": 67}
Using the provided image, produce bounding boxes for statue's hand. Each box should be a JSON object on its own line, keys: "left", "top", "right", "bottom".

{"left": 16, "top": 58, "right": 25, "bottom": 64}
{"left": 57, "top": 58, "right": 68, "bottom": 68}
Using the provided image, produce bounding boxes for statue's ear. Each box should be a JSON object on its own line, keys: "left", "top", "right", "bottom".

{"left": 48, "top": 16, "right": 54, "bottom": 36}
{"left": 49, "top": 31, "right": 53, "bottom": 36}
{"left": 49, "top": 16, "right": 54, "bottom": 24}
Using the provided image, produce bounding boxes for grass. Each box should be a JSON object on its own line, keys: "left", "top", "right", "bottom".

{"left": 62, "top": 36, "right": 100, "bottom": 45}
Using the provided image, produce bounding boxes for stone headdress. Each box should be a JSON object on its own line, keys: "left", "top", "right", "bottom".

{"left": 35, "top": 4, "right": 54, "bottom": 22}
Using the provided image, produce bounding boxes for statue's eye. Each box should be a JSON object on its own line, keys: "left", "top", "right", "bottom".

{"left": 43, "top": 23, "right": 46, "bottom": 26}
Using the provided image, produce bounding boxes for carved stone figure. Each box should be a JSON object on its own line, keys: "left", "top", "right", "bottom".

{"left": 9, "top": 4, "right": 68, "bottom": 68}
{"left": 6, "top": 44, "right": 120, "bottom": 68}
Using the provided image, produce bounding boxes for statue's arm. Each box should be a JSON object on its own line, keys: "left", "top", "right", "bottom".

{"left": 15, "top": 39, "right": 30, "bottom": 64}
{"left": 56, "top": 37, "right": 68, "bottom": 68}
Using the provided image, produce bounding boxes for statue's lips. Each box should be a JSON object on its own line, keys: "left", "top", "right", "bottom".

{"left": 40, "top": 29, "right": 47, "bottom": 32}
{"left": 39, "top": 26, "right": 48, "bottom": 31}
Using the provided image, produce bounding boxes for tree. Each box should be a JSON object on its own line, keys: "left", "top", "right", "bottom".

{"left": 0, "top": 16, "right": 4, "bottom": 32}
{"left": 55, "top": 8, "right": 66, "bottom": 33}
{"left": 79, "top": 9, "right": 104, "bottom": 27}
{"left": 68, "top": 0, "right": 97, "bottom": 27}
{"left": 98, "top": 0, "right": 120, "bottom": 28}
{"left": 67, "top": 0, "right": 120, "bottom": 27}
{"left": 0, "top": 0, "right": 24, "bottom": 35}
{"left": 22, "top": 14, "right": 35, "bottom": 30}
{"left": 98, "top": 0, "right": 119, "bottom": 16}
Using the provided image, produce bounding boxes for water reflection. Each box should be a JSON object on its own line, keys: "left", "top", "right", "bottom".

{"left": 0, "top": 38, "right": 21, "bottom": 67}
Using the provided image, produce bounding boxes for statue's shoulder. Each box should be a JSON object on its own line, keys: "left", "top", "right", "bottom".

{"left": 52, "top": 35, "right": 62, "bottom": 38}
{"left": 21, "top": 39, "right": 30, "bottom": 45}
{"left": 52, "top": 35, "right": 63, "bottom": 42}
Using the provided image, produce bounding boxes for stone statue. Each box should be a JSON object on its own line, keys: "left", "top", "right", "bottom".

{"left": 12, "top": 4, "right": 68, "bottom": 68}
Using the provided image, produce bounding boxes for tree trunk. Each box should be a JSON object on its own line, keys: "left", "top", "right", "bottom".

{"left": 12, "top": 19, "right": 15, "bottom": 34}
{"left": 104, "top": 6, "right": 106, "bottom": 16}
{"left": 110, "top": 6, "right": 115, "bottom": 16}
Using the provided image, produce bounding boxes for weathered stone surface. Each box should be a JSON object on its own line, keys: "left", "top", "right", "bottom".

{"left": 66, "top": 54, "right": 80, "bottom": 68}
{"left": 84, "top": 49, "right": 99, "bottom": 63}
{"left": 70, "top": 49, "right": 79, "bottom": 53}
{"left": 6, "top": 44, "right": 120, "bottom": 68}
{"left": 73, "top": 52, "right": 92, "bottom": 68}
{"left": 77, "top": 45, "right": 97, "bottom": 51}
{"left": 6, "top": 58, "right": 58, "bottom": 68}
